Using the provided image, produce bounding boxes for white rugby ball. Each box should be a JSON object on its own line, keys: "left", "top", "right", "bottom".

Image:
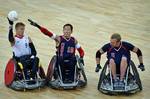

{"left": 8, "top": 11, "right": 18, "bottom": 21}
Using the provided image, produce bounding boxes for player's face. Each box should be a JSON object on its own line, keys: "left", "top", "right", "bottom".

{"left": 63, "top": 26, "right": 72, "bottom": 38}
{"left": 16, "top": 26, "right": 25, "bottom": 36}
{"left": 110, "top": 39, "right": 119, "bottom": 47}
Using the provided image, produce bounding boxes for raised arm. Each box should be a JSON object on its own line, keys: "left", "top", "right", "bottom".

{"left": 28, "top": 19, "right": 59, "bottom": 41}
{"left": 7, "top": 17, "right": 15, "bottom": 46}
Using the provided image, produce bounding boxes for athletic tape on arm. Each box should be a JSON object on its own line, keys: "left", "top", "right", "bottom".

{"left": 75, "top": 43, "right": 81, "bottom": 49}
{"left": 51, "top": 33, "right": 56, "bottom": 39}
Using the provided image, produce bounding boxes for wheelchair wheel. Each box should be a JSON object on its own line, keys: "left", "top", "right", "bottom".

{"left": 5, "top": 59, "right": 16, "bottom": 86}
{"left": 46, "top": 55, "right": 56, "bottom": 81}
{"left": 76, "top": 55, "right": 87, "bottom": 83}
{"left": 77, "top": 59, "right": 87, "bottom": 84}
{"left": 39, "top": 66, "right": 46, "bottom": 79}
{"left": 97, "top": 61, "right": 108, "bottom": 90}
{"left": 130, "top": 60, "right": 142, "bottom": 90}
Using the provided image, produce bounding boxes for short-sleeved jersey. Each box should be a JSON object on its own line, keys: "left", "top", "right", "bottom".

{"left": 101, "top": 41, "right": 134, "bottom": 61}
{"left": 57, "top": 36, "right": 76, "bottom": 59}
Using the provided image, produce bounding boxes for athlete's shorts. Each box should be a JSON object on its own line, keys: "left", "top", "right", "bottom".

{"left": 108, "top": 55, "right": 130, "bottom": 74}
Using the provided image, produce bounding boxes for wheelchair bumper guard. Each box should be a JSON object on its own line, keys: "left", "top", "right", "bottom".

{"left": 9, "top": 79, "right": 46, "bottom": 91}
{"left": 48, "top": 79, "right": 86, "bottom": 89}
{"left": 99, "top": 80, "right": 141, "bottom": 94}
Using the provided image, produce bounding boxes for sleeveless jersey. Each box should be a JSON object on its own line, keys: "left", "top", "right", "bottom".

{"left": 57, "top": 36, "right": 76, "bottom": 59}
{"left": 12, "top": 35, "right": 31, "bottom": 57}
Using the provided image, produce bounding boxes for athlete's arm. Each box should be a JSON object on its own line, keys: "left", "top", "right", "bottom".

{"left": 28, "top": 37, "right": 37, "bottom": 56}
{"left": 75, "top": 39, "right": 84, "bottom": 65}
{"left": 125, "top": 42, "right": 144, "bottom": 71}
{"left": 132, "top": 47, "right": 143, "bottom": 64}
{"left": 125, "top": 42, "right": 143, "bottom": 65}
{"left": 75, "top": 40, "right": 84, "bottom": 58}
{"left": 28, "top": 19, "right": 60, "bottom": 42}
{"left": 7, "top": 18, "right": 15, "bottom": 46}
{"left": 96, "top": 43, "right": 109, "bottom": 65}
{"left": 95, "top": 43, "right": 109, "bottom": 72}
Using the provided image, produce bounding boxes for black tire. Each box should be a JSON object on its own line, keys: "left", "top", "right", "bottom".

{"left": 130, "top": 60, "right": 142, "bottom": 90}
{"left": 39, "top": 66, "right": 46, "bottom": 79}
{"left": 76, "top": 55, "right": 87, "bottom": 86}
{"left": 78, "top": 63, "right": 87, "bottom": 84}
{"left": 46, "top": 55, "right": 56, "bottom": 82}
{"left": 97, "top": 61, "right": 108, "bottom": 90}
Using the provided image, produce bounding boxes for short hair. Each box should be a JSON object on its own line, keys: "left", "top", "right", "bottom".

{"left": 63, "top": 24, "right": 73, "bottom": 31}
{"left": 111, "top": 33, "right": 121, "bottom": 41}
{"left": 15, "top": 22, "right": 25, "bottom": 29}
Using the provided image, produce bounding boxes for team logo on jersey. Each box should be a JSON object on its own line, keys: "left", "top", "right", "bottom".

{"left": 111, "top": 52, "right": 115, "bottom": 58}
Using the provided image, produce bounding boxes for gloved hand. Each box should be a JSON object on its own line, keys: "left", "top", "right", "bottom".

{"left": 138, "top": 63, "right": 145, "bottom": 71}
{"left": 7, "top": 17, "right": 13, "bottom": 25}
{"left": 28, "top": 19, "right": 40, "bottom": 28}
{"left": 95, "top": 64, "right": 102, "bottom": 72}
{"left": 79, "top": 58, "right": 84, "bottom": 66}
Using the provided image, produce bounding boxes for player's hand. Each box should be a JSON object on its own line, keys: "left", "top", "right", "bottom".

{"left": 28, "top": 19, "right": 40, "bottom": 28}
{"left": 7, "top": 17, "right": 13, "bottom": 25}
{"left": 95, "top": 64, "right": 102, "bottom": 72}
{"left": 79, "top": 58, "right": 84, "bottom": 66}
{"left": 138, "top": 63, "right": 145, "bottom": 71}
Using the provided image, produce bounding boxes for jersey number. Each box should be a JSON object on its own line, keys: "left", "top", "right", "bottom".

{"left": 67, "top": 47, "right": 74, "bottom": 53}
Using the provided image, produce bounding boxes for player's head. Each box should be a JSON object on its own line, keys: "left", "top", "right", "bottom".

{"left": 110, "top": 33, "right": 121, "bottom": 47}
{"left": 15, "top": 22, "right": 25, "bottom": 36}
{"left": 63, "top": 24, "right": 73, "bottom": 38}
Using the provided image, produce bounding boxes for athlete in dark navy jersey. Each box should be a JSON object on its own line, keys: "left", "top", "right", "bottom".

{"left": 95, "top": 33, "right": 145, "bottom": 84}
{"left": 57, "top": 36, "right": 76, "bottom": 58}
{"left": 28, "top": 19, "right": 84, "bottom": 81}
{"left": 102, "top": 41, "right": 133, "bottom": 66}
{"left": 28, "top": 19, "right": 85, "bottom": 65}
{"left": 28, "top": 19, "right": 85, "bottom": 81}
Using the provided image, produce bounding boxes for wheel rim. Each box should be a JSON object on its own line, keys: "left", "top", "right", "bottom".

{"left": 5, "top": 59, "right": 16, "bottom": 86}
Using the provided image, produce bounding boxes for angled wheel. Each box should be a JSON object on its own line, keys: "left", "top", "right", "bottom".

{"left": 130, "top": 60, "right": 142, "bottom": 90}
{"left": 39, "top": 66, "right": 46, "bottom": 79}
{"left": 5, "top": 59, "right": 16, "bottom": 87}
{"left": 46, "top": 55, "right": 56, "bottom": 81}
{"left": 97, "top": 61, "right": 108, "bottom": 90}
{"left": 77, "top": 60, "right": 87, "bottom": 83}
{"left": 76, "top": 55, "right": 87, "bottom": 86}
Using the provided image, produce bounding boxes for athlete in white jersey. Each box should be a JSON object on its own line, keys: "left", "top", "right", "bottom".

{"left": 8, "top": 18, "right": 39, "bottom": 80}
{"left": 12, "top": 35, "right": 31, "bottom": 57}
